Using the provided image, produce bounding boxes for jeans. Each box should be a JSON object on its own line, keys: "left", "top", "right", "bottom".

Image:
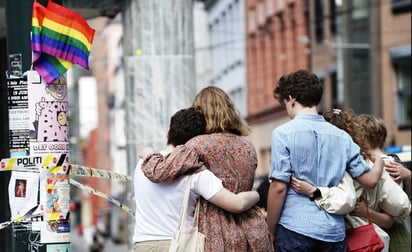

{"left": 274, "top": 224, "right": 347, "bottom": 252}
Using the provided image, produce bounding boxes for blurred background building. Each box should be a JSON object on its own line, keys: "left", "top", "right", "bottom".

{"left": 0, "top": 0, "right": 410, "bottom": 251}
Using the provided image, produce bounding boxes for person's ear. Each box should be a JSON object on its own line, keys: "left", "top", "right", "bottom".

{"left": 288, "top": 95, "right": 296, "bottom": 106}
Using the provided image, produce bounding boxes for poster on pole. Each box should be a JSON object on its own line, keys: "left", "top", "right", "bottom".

{"left": 28, "top": 71, "right": 70, "bottom": 155}
{"left": 32, "top": 220, "right": 71, "bottom": 244}
{"left": 37, "top": 168, "right": 70, "bottom": 243}
{"left": 8, "top": 171, "right": 39, "bottom": 218}
{"left": 7, "top": 76, "right": 29, "bottom": 156}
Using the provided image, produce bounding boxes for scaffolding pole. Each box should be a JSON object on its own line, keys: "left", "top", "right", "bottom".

{"left": 122, "top": 0, "right": 196, "bottom": 248}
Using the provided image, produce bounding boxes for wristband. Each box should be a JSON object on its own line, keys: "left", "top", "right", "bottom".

{"left": 310, "top": 188, "right": 322, "bottom": 201}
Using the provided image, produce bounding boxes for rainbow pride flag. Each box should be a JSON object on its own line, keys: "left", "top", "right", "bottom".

{"left": 31, "top": 0, "right": 45, "bottom": 65}
{"left": 41, "top": 1, "right": 95, "bottom": 69}
{"left": 31, "top": 0, "right": 95, "bottom": 83}
{"left": 32, "top": 1, "right": 73, "bottom": 83}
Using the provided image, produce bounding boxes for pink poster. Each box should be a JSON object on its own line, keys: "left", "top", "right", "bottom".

{"left": 28, "top": 71, "right": 69, "bottom": 155}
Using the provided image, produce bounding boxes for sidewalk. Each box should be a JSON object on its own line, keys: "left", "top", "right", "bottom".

{"left": 70, "top": 231, "right": 129, "bottom": 252}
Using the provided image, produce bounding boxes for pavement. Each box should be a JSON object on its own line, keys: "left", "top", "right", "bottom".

{"left": 70, "top": 231, "right": 129, "bottom": 252}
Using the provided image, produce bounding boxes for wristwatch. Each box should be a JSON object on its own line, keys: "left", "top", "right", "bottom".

{"left": 310, "top": 188, "right": 322, "bottom": 201}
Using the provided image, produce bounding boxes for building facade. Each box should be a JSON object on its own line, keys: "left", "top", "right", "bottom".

{"left": 338, "top": 0, "right": 410, "bottom": 146}
{"left": 377, "top": 0, "right": 411, "bottom": 146}
{"left": 245, "top": 0, "right": 310, "bottom": 177}
{"left": 309, "top": 0, "right": 339, "bottom": 112}
{"left": 245, "top": 0, "right": 410, "bottom": 177}
{"left": 206, "top": 0, "right": 248, "bottom": 117}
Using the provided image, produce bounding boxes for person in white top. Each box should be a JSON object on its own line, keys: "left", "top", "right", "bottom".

{"left": 133, "top": 108, "right": 259, "bottom": 252}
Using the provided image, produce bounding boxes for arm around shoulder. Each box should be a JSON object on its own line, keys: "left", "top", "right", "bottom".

{"left": 208, "top": 189, "right": 259, "bottom": 213}
{"left": 141, "top": 145, "right": 206, "bottom": 182}
{"left": 356, "top": 155, "right": 384, "bottom": 189}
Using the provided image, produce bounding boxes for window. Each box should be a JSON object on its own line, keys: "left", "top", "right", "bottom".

{"left": 289, "top": 2, "right": 295, "bottom": 25}
{"left": 330, "top": 71, "right": 338, "bottom": 107}
{"left": 315, "top": 0, "right": 324, "bottom": 42}
{"left": 248, "top": 8, "right": 256, "bottom": 32}
{"left": 396, "top": 60, "right": 411, "bottom": 128}
{"left": 258, "top": 1, "right": 265, "bottom": 26}
{"left": 351, "top": 0, "right": 368, "bottom": 20}
{"left": 277, "top": 12, "right": 285, "bottom": 31}
{"left": 266, "top": 0, "right": 275, "bottom": 16}
{"left": 329, "top": 0, "right": 336, "bottom": 34}
{"left": 392, "top": 0, "right": 411, "bottom": 13}
{"left": 391, "top": 46, "right": 411, "bottom": 128}
{"left": 276, "top": 0, "right": 285, "bottom": 13}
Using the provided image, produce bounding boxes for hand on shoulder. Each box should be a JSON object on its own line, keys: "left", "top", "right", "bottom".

{"left": 138, "top": 147, "right": 155, "bottom": 159}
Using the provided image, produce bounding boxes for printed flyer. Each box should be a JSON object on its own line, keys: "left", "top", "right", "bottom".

{"left": 28, "top": 71, "right": 69, "bottom": 155}
{"left": 7, "top": 76, "right": 29, "bottom": 156}
{"left": 40, "top": 170, "right": 70, "bottom": 222}
{"left": 8, "top": 171, "right": 39, "bottom": 218}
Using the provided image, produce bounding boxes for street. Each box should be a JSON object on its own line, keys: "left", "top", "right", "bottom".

{"left": 70, "top": 231, "right": 128, "bottom": 252}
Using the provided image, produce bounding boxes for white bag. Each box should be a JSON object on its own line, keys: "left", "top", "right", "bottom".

{"left": 168, "top": 175, "right": 205, "bottom": 252}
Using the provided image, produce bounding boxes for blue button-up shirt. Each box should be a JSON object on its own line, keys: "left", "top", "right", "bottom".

{"left": 269, "top": 114, "right": 370, "bottom": 242}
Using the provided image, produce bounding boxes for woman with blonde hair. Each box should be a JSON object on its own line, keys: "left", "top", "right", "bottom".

{"left": 141, "top": 86, "right": 273, "bottom": 251}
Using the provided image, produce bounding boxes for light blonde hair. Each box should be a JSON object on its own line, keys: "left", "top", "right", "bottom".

{"left": 192, "top": 86, "right": 250, "bottom": 136}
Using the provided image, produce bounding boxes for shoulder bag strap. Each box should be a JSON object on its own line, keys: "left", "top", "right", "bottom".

{"left": 176, "top": 175, "right": 193, "bottom": 230}
{"left": 364, "top": 192, "right": 372, "bottom": 224}
{"left": 192, "top": 198, "right": 200, "bottom": 228}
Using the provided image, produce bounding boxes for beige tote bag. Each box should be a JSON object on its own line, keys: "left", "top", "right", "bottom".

{"left": 168, "top": 175, "right": 205, "bottom": 252}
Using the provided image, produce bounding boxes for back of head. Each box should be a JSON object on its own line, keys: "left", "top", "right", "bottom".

{"left": 167, "top": 107, "right": 206, "bottom": 146}
{"left": 273, "top": 69, "right": 323, "bottom": 107}
{"left": 192, "top": 86, "right": 250, "bottom": 136}
{"left": 323, "top": 109, "right": 356, "bottom": 138}
{"left": 353, "top": 114, "right": 387, "bottom": 150}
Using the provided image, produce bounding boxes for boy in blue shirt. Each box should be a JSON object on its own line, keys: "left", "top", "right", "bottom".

{"left": 267, "top": 69, "right": 384, "bottom": 252}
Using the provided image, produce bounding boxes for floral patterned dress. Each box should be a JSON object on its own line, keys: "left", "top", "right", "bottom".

{"left": 141, "top": 133, "right": 273, "bottom": 252}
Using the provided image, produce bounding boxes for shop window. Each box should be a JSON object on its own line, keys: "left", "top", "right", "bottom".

{"left": 395, "top": 60, "right": 411, "bottom": 129}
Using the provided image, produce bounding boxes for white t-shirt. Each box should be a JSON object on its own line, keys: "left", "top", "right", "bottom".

{"left": 133, "top": 151, "right": 223, "bottom": 243}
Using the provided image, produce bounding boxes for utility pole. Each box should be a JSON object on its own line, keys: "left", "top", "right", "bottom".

{"left": 1, "top": 1, "right": 64, "bottom": 251}
{"left": 0, "top": 0, "right": 34, "bottom": 250}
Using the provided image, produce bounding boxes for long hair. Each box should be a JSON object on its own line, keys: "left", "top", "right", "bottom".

{"left": 192, "top": 86, "right": 250, "bottom": 136}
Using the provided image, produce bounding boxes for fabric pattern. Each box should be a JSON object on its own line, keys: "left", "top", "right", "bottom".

{"left": 142, "top": 133, "right": 273, "bottom": 252}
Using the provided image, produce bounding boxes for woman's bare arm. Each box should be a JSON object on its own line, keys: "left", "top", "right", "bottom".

{"left": 208, "top": 189, "right": 259, "bottom": 213}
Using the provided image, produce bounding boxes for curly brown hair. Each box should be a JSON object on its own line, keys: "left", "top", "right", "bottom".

{"left": 323, "top": 109, "right": 357, "bottom": 137}
{"left": 273, "top": 69, "right": 323, "bottom": 107}
{"left": 167, "top": 107, "right": 206, "bottom": 146}
{"left": 323, "top": 109, "right": 374, "bottom": 159}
